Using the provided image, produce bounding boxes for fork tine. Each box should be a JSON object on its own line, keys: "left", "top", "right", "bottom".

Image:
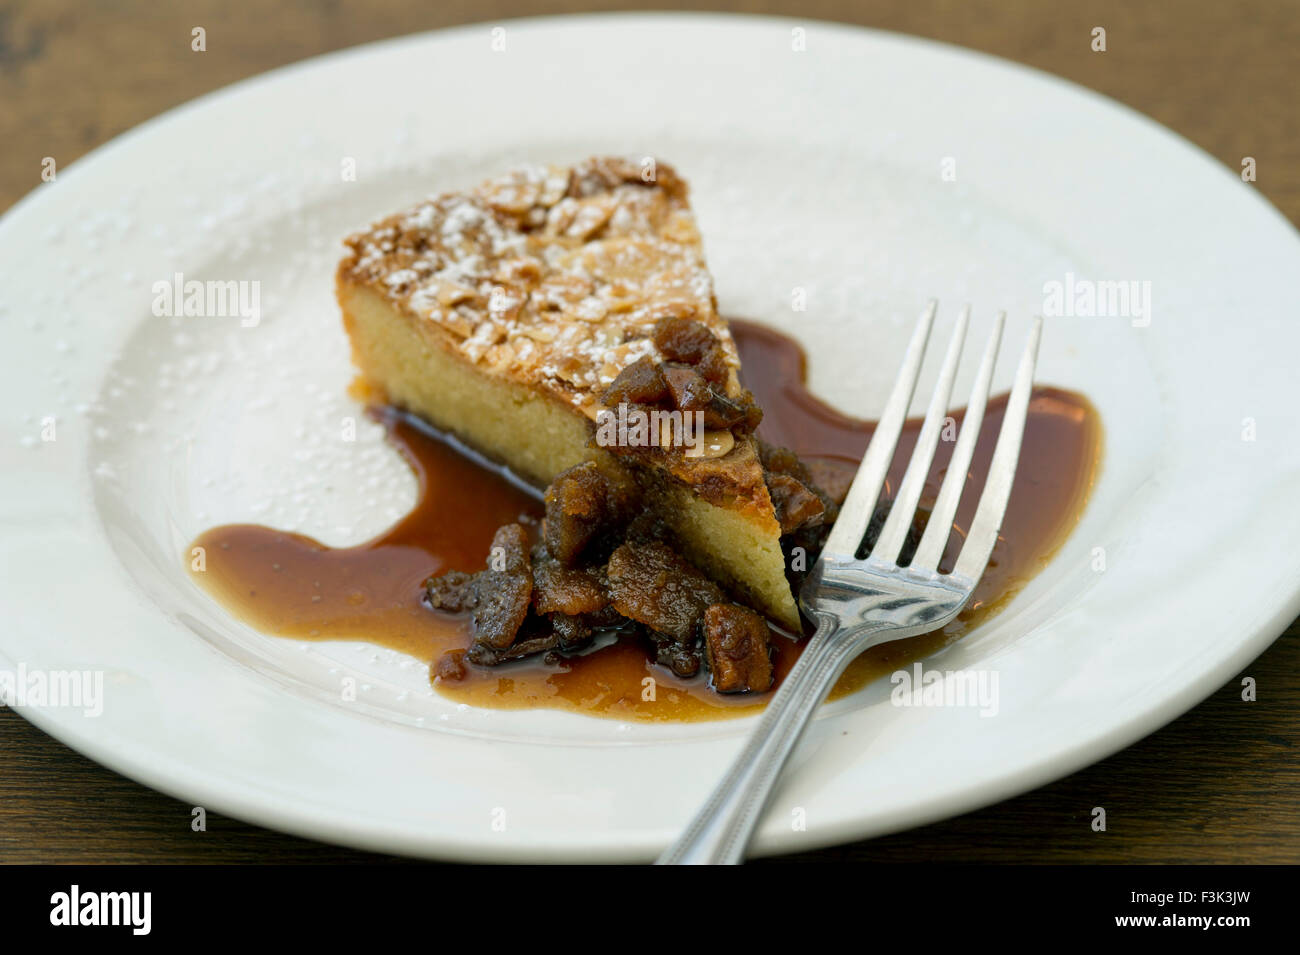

{"left": 821, "top": 300, "right": 937, "bottom": 558}
{"left": 870, "top": 305, "right": 970, "bottom": 563}
{"left": 950, "top": 316, "right": 1043, "bottom": 583}
{"left": 910, "top": 311, "right": 1006, "bottom": 571}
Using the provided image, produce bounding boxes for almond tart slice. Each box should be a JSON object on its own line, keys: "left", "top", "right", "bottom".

{"left": 336, "top": 156, "right": 806, "bottom": 629}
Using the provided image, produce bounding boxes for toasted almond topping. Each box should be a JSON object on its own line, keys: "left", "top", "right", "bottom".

{"left": 688, "top": 430, "right": 735, "bottom": 459}
{"left": 339, "top": 157, "right": 737, "bottom": 406}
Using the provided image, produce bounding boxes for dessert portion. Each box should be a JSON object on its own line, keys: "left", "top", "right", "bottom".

{"left": 336, "top": 156, "right": 826, "bottom": 637}
{"left": 197, "top": 182, "right": 1104, "bottom": 716}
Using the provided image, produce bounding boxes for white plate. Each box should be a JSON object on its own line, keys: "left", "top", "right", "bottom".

{"left": 3, "top": 14, "right": 1299, "bottom": 862}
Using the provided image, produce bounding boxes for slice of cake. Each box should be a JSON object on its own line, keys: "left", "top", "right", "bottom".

{"left": 336, "top": 157, "right": 811, "bottom": 629}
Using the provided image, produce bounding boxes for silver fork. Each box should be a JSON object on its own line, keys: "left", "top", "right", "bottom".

{"left": 657, "top": 301, "right": 1042, "bottom": 865}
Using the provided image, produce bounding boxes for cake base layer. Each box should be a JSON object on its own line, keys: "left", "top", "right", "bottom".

{"left": 656, "top": 481, "right": 799, "bottom": 630}
{"left": 341, "top": 283, "right": 592, "bottom": 486}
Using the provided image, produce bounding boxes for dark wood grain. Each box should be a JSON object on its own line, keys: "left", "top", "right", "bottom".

{"left": 2, "top": 0, "right": 1297, "bottom": 864}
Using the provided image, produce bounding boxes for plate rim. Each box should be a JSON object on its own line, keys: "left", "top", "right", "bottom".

{"left": 3, "top": 11, "right": 1298, "bottom": 861}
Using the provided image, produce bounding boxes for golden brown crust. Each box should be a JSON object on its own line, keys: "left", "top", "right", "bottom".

{"left": 337, "top": 156, "right": 741, "bottom": 418}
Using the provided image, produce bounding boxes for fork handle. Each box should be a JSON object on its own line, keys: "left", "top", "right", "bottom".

{"left": 656, "top": 617, "right": 882, "bottom": 864}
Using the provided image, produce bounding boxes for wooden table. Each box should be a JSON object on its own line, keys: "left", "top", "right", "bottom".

{"left": 2, "top": 0, "right": 1297, "bottom": 864}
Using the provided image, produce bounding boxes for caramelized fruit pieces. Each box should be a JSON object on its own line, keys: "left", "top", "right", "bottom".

{"left": 597, "top": 317, "right": 762, "bottom": 458}
{"left": 430, "top": 532, "right": 779, "bottom": 693}
{"left": 606, "top": 540, "right": 723, "bottom": 642}
{"left": 606, "top": 539, "right": 727, "bottom": 679}
{"left": 424, "top": 524, "right": 534, "bottom": 653}
{"left": 551, "top": 612, "right": 594, "bottom": 650}
{"left": 766, "top": 473, "right": 827, "bottom": 535}
{"left": 425, "top": 448, "right": 836, "bottom": 696}
{"left": 602, "top": 356, "right": 669, "bottom": 407}
{"left": 758, "top": 439, "right": 834, "bottom": 534}
{"left": 466, "top": 629, "right": 558, "bottom": 666}
{"left": 652, "top": 315, "right": 728, "bottom": 385}
{"left": 532, "top": 558, "right": 609, "bottom": 616}
{"left": 703, "top": 603, "right": 774, "bottom": 694}
{"left": 471, "top": 523, "right": 533, "bottom": 649}
{"left": 542, "top": 460, "right": 634, "bottom": 565}
{"left": 424, "top": 570, "right": 478, "bottom": 613}
{"left": 648, "top": 631, "right": 703, "bottom": 679}
{"left": 661, "top": 363, "right": 757, "bottom": 431}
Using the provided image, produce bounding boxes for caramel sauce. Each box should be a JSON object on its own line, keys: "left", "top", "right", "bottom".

{"left": 190, "top": 321, "right": 1101, "bottom": 722}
